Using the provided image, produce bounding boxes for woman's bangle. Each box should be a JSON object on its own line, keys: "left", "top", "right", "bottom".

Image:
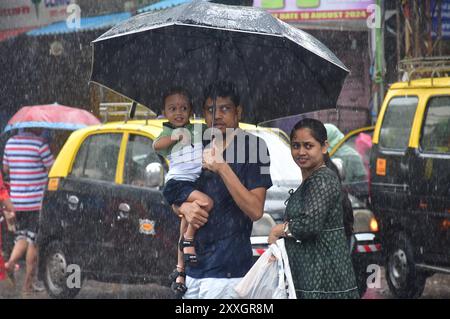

{"left": 283, "top": 221, "right": 292, "bottom": 238}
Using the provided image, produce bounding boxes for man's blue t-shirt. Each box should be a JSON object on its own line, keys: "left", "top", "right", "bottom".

{"left": 186, "top": 129, "right": 273, "bottom": 279}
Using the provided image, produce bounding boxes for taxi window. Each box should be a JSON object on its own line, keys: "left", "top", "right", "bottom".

{"left": 379, "top": 96, "right": 418, "bottom": 150}
{"left": 420, "top": 96, "right": 450, "bottom": 154}
{"left": 71, "top": 133, "right": 122, "bottom": 182}
{"left": 123, "top": 134, "right": 164, "bottom": 187}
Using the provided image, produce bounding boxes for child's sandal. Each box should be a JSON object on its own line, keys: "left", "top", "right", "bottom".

{"left": 169, "top": 268, "right": 187, "bottom": 298}
{"left": 179, "top": 237, "right": 198, "bottom": 266}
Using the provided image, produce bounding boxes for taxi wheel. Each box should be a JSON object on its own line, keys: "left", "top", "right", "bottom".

{"left": 43, "top": 241, "right": 83, "bottom": 299}
{"left": 385, "top": 232, "right": 426, "bottom": 299}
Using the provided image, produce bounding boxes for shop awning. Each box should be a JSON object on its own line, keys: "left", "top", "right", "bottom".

{"left": 0, "top": 26, "right": 35, "bottom": 41}
{"left": 26, "top": 12, "right": 131, "bottom": 36}
{"left": 138, "top": 0, "right": 192, "bottom": 13}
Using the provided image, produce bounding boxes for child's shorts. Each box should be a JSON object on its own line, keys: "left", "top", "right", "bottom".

{"left": 14, "top": 211, "right": 39, "bottom": 245}
{"left": 163, "top": 179, "right": 198, "bottom": 206}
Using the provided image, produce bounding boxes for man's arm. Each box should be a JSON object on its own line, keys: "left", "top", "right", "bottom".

{"left": 216, "top": 163, "right": 266, "bottom": 221}
{"left": 39, "top": 143, "right": 55, "bottom": 171}
{"left": 202, "top": 144, "right": 267, "bottom": 222}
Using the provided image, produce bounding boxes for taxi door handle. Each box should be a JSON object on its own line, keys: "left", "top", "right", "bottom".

{"left": 68, "top": 195, "right": 79, "bottom": 211}
{"left": 119, "top": 203, "right": 130, "bottom": 212}
{"left": 117, "top": 203, "right": 130, "bottom": 221}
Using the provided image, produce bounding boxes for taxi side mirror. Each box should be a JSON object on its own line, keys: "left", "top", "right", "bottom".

{"left": 331, "top": 157, "right": 346, "bottom": 181}
{"left": 144, "top": 162, "right": 165, "bottom": 188}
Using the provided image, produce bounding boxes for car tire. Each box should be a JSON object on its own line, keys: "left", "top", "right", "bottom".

{"left": 43, "top": 241, "right": 83, "bottom": 299}
{"left": 385, "top": 232, "right": 426, "bottom": 299}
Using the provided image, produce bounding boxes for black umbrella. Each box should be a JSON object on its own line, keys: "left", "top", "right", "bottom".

{"left": 90, "top": 0, "right": 349, "bottom": 124}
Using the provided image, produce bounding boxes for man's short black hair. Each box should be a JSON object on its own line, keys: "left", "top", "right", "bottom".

{"left": 203, "top": 81, "right": 240, "bottom": 107}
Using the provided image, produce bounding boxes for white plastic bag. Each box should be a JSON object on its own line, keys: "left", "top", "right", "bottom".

{"left": 234, "top": 239, "right": 296, "bottom": 299}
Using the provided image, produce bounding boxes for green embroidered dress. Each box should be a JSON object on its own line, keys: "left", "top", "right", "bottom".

{"left": 285, "top": 166, "right": 359, "bottom": 299}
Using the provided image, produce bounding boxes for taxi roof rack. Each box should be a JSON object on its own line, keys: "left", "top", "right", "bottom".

{"left": 99, "top": 102, "right": 156, "bottom": 123}
{"left": 398, "top": 56, "right": 450, "bottom": 86}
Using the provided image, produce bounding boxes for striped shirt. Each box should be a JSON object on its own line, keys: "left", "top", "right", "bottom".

{"left": 3, "top": 132, "right": 54, "bottom": 211}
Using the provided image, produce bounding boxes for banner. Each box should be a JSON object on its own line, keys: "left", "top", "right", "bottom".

{"left": 0, "top": 0, "right": 74, "bottom": 30}
{"left": 431, "top": 0, "right": 450, "bottom": 39}
{"left": 253, "top": 0, "right": 375, "bottom": 23}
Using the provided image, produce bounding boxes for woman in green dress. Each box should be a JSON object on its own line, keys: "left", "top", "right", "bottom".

{"left": 269, "top": 118, "right": 359, "bottom": 299}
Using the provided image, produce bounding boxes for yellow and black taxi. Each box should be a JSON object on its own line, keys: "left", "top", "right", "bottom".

{"left": 370, "top": 76, "right": 450, "bottom": 298}
{"left": 37, "top": 118, "right": 293, "bottom": 298}
{"left": 38, "top": 120, "right": 177, "bottom": 298}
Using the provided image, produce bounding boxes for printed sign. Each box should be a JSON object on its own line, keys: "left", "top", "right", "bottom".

{"left": 0, "top": 0, "right": 74, "bottom": 30}
{"left": 253, "top": 0, "right": 375, "bottom": 23}
{"left": 139, "top": 219, "right": 156, "bottom": 235}
{"left": 431, "top": 0, "right": 450, "bottom": 39}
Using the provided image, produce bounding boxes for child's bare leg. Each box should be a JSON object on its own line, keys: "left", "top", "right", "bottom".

{"left": 182, "top": 191, "right": 213, "bottom": 263}
{"left": 169, "top": 217, "right": 188, "bottom": 297}
{"left": 176, "top": 218, "right": 187, "bottom": 284}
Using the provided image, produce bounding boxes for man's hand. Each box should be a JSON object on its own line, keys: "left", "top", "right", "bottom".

{"left": 178, "top": 200, "right": 210, "bottom": 229}
{"left": 202, "top": 141, "right": 225, "bottom": 173}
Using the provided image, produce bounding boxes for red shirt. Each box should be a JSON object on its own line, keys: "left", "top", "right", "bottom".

{"left": 0, "top": 173, "right": 9, "bottom": 201}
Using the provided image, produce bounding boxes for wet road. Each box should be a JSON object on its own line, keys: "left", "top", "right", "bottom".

{"left": 1, "top": 263, "right": 450, "bottom": 299}
{"left": 0, "top": 262, "right": 174, "bottom": 299}
{"left": 362, "top": 268, "right": 450, "bottom": 299}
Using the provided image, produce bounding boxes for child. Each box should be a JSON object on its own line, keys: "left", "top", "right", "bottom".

{"left": 153, "top": 87, "right": 213, "bottom": 297}
{"left": 0, "top": 172, "right": 15, "bottom": 284}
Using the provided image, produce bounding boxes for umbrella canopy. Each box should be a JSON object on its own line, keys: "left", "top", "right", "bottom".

{"left": 4, "top": 104, "right": 101, "bottom": 133}
{"left": 91, "top": 0, "right": 349, "bottom": 124}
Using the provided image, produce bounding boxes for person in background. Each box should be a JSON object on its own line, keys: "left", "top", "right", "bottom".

{"left": 0, "top": 171, "right": 15, "bottom": 284}
{"left": 2, "top": 128, "right": 54, "bottom": 294}
{"left": 325, "top": 123, "right": 366, "bottom": 184}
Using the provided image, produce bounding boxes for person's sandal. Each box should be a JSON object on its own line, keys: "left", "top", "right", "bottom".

{"left": 179, "top": 237, "right": 198, "bottom": 266}
{"left": 169, "top": 267, "right": 187, "bottom": 298}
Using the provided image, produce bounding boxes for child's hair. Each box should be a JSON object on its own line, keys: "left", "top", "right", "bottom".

{"left": 203, "top": 81, "right": 240, "bottom": 107}
{"left": 290, "top": 118, "right": 328, "bottom": 146}
{"left": 162, "top": 87, "right": 193, "bottom": 110}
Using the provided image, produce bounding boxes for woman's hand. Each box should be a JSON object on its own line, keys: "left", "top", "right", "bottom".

{"left": 268, "top": 223, "right": 285, "bottom": 244}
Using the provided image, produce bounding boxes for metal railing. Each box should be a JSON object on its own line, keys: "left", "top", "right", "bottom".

{"left": 99, "top": 102, "right": 156, "bottom": 123}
